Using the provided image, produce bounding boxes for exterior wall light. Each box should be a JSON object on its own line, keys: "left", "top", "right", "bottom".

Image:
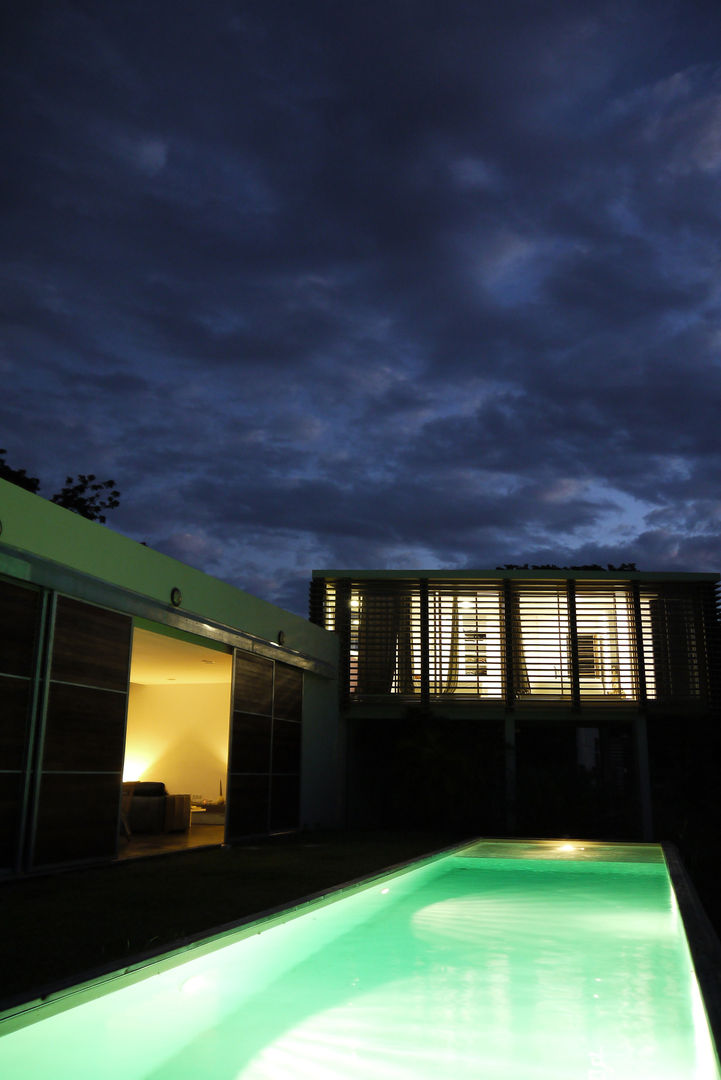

{"left": 170, "top": 587, "right": 183, "bottom": 607}
{"left": 278, "top": 630, "right": 286, "bottom": 645}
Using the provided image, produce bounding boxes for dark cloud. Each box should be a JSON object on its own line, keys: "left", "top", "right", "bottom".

{"left": 3, "top": 1, "right": 721, "bottom": 613}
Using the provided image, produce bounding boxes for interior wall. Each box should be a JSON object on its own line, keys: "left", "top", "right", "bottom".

{"left": 125, "top": 682, "right": 231, "bottom": 801}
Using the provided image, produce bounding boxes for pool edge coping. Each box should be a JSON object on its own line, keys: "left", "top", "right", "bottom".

{"left": 663, "top": 842, "right": 721, "bottom": 1071}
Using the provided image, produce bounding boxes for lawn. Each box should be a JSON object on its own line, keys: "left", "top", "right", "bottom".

{"left": 0, "top": 830, "right": 462, "bottom": 1010}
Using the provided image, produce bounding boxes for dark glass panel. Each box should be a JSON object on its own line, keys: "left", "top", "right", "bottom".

{"left": 269, "top": 774, "right": 300, "bottom": 832}
{"left": 32, "top": 774, "right": 121, "bottom": 865}
{"left": 229, "top": 711, "right": 271, "bottom": 773}
{"left": 42, "top": 684, "right": 127, "bottom": 772}
{"left": 272, "top": 719, "right": 301, "bottom": 775}
{"left": 0, "top": 675, "right": 32, "bottom": 770}
{"left": 233, "top": 651, "right": 272, "bottom": 715}
{"left": 226, "top": 774, "right": 269, "bottom": 837}
{"left": 0, "top": 579, "right": 41, "bottom": 678}
{"left": 51, "top": 597, "right": 132, "bottom": 691}
{"left": 0, "top": 773, "right": 23, "bottom": 868}
{"left": 273, "top": 663, "right": 302, "bottom": 721}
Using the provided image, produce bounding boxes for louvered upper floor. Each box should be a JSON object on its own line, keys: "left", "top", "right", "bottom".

{"left": 310, "top": 571, "right": 720, "bottom": 710}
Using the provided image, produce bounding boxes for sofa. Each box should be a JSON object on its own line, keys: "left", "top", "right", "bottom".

{"left": 123, "top": 781, "right": 191, "bottom": 834}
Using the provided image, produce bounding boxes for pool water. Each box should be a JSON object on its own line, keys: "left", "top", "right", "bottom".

{"left": 1, "top": 842, "right": 718, "bottom": 1080}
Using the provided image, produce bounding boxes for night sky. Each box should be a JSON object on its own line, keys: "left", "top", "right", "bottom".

{"left": 4, "top": 2, "right": 721, "bottom": 615}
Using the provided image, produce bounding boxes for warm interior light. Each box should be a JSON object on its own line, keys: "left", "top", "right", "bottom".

{"left": 122, "top": 757, "right": 150, "bottom": 782}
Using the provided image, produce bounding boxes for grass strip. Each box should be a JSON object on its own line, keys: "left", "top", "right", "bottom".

{"left": 0, "top": 830, "right": 460, "bottom": 1008}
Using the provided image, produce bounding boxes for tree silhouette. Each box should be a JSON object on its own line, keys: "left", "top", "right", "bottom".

{"left": 0, "top": 449, "right": 40, "bottom": 494}
{"left": 50, "top": 475, "right": 120, "bottom": 523}
{"left": 1, "top": 449, "right": 120, "bottom": 523}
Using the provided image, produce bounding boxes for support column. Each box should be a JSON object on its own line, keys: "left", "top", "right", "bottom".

{"left": 633, "top": 713, "right": 653, "bottom": 840}
{"left": 504, "top": 713, "right": 516, "bottom": 835}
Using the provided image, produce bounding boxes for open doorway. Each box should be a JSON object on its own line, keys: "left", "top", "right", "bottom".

{"left": 120, "top": 625, "right": 233, "bottom": 858}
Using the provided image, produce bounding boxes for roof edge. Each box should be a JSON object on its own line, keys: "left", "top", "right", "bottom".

{"left": 312, "top": 568, "right": 720, "bottom": 582}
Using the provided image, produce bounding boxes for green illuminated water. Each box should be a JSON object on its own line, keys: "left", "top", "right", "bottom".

{"left": 1, "top": 846, "right": 718, "bottom": 1079}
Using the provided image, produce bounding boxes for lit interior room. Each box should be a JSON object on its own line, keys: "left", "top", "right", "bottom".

{"left": 122, "top": 626, "right": 233, "bottom": 849}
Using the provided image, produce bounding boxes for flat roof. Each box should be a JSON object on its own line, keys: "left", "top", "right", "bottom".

{"left": 313, "top": 568, "right": 720, "bottom": 582}
{"left": 0, "top": 479, "right": 337, "bottom": 668}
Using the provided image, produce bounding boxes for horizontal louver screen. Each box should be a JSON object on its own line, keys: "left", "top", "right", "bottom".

{"left": 575, "top": 584, "right": 637, "bottom": 702}
{"left": 511, "top": 583, "right": 571, "bottom": 700}
{"left": 428, "top": 585, "right": 503, "bottom": 698}
{"left": 311, "top": 576, "right": 718, "bottom": 709}
{"left": 638, "top": 584, "right": 705, "bottom": 703}
{"left": 352, "top": 583, "right": 421, "bottom": 698}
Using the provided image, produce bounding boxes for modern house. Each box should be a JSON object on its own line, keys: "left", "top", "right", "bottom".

{"left": 0, "top": 479, "right": 339, "bottom": 876}
{"left": 310, "top": 569, "right": 721, "bottom": 840}
{"left": 3, "top": 473, "right": 718, "bottom": 876}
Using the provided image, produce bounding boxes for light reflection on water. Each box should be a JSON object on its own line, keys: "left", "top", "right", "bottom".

{"left": 155, "top": 860, "right": 718, "bottom": 1080}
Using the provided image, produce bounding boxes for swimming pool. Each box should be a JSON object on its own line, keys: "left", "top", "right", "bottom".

{"left": 1, "top": 840, "right": 719, "bottom": 1079}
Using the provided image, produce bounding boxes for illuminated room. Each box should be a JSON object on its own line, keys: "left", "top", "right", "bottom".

{"left": 122, "top": 625, "right": 233, "bottom": 845}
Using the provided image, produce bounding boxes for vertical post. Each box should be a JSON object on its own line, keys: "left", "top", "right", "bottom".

{"left": 633, "top": 713, "right": 653, "bottom": 840}
{"left": 334, "top": 580, "right": 354, "bottom": 827}
{"left": 15, "top": 589, "right": 51, "bottom": 874}
{"left": 503, "top": 579, "right": 515, "bottom": 711}
{"left": 335, "top": 579, "right": 352, "bottom": 706}
{"left": 24, "top": 590, "right": 57, "bottom": 871}
{"left": 631, "top": 582, "right": 652, "bottom": 839}
{"left": 419, "top": 578, "right": 430, "bottom": 710}
{"left": 567, "top": 579, "right": 581, "bottom": 712}
{"left": 503, "top": 579, "right": 516, "bottom": 832}
{"left": 504, "top": 713, "right": 516, "bottom": 834}
{"left": 267, "top": 660, "right": 276, "bottom": 834}
{"left": 631, "top": 582, "right": 648, "bottom": 708}
{"left": 225, "top": 646, "right": 238, "bottom": 845}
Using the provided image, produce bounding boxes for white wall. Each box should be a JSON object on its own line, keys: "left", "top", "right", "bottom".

{"left": 125, "top": 682, "right": 231, "bottom": 801}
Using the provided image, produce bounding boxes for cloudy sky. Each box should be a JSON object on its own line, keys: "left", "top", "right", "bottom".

{"left": 3, "top": 1, "right": 721, "bottom": 615}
